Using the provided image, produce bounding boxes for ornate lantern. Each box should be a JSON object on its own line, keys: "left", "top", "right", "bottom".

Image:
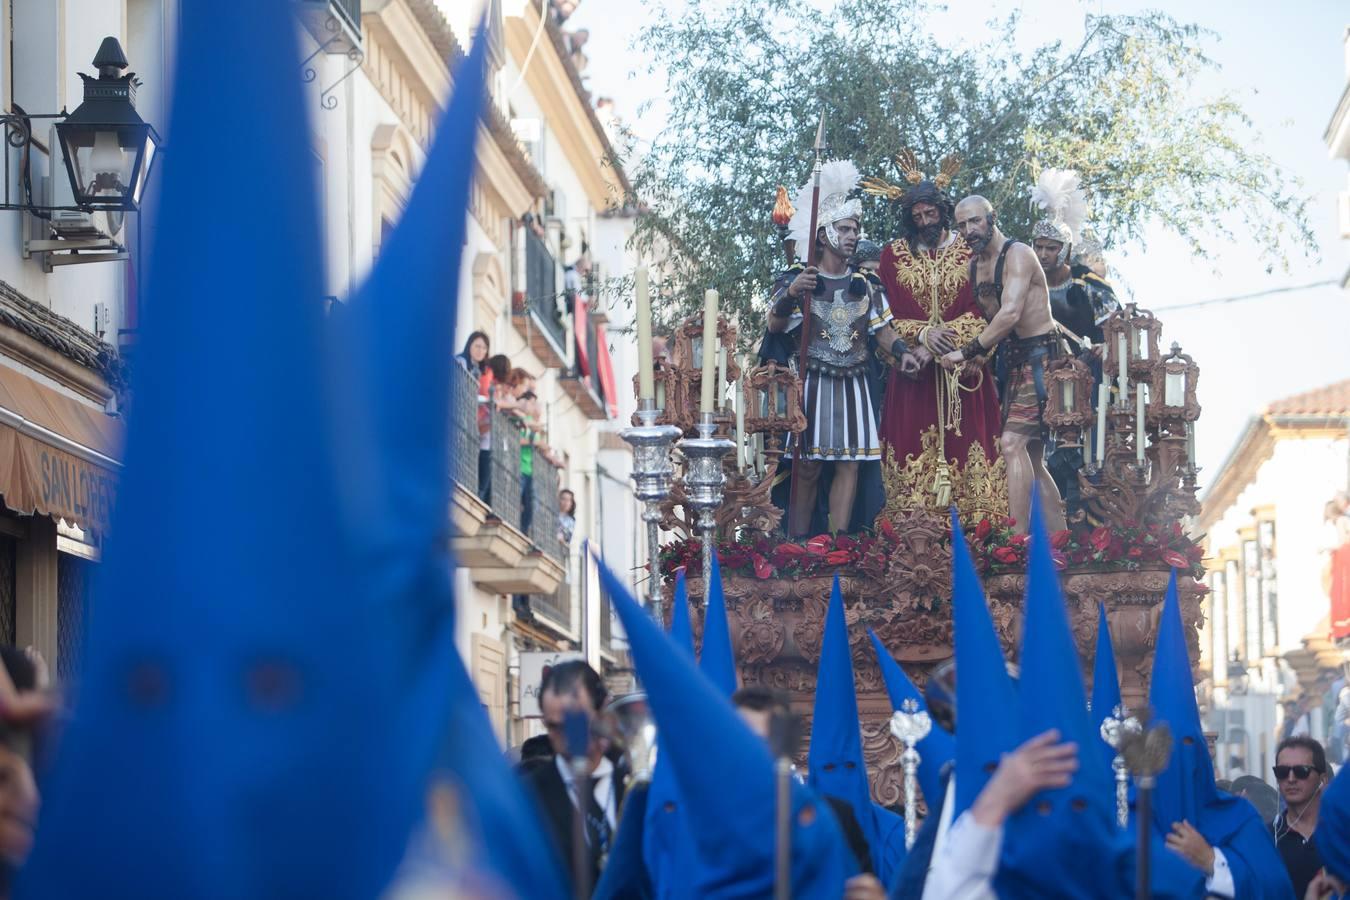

{"left": 1148, "top": 342, "right": 1201, "bottom": 425}
{"left": 55, "top": 38, "right": 161, "bottom": 212}
{"left": 1125, "top": 305, "right": 1161, "bottom": 376}
{"left": 1043, "top": 355, "right": 1095, "bottom": 446}
{"left": 671, "top": 315, "right": 740, "bottom": 432}
{"left": 744, "top": 362, "right": 805, "bottom": 475}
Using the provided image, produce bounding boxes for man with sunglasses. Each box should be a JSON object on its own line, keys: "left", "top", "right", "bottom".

{"left": 1273, "top": 736, "right": 1330, "bottom": 898}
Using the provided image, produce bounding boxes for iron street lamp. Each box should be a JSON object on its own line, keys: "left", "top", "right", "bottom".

{"left": 55, "top": 37, "right": 160, "bottom": 212}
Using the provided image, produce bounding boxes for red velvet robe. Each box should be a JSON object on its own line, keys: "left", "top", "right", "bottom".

{"left": 877, "top": 235, "right": 1002, "bottom": 510}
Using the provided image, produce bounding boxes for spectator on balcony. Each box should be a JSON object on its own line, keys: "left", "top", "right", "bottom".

{"left": 478, "top": 354, "right": 513, "bottom": 500}
{"left": 456, "top": 330, "right": 490, "bottom": 376}
{"left": 559, "top": 489, "right": 577, "bottom": 547}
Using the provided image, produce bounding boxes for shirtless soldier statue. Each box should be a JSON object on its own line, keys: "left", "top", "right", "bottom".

{"left": 940, "top": 195, "right": 1067, "bottom": 533}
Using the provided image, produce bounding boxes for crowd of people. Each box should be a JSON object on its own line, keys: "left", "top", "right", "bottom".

{"left": 498, "top": 522, "right": 1350, "bottom": 900}
{"left": 456, "top": 330, "right": 568, "bottom": 540}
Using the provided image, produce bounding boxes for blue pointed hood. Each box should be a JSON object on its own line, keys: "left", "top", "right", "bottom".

{"left": 950, "top": 509, "right": 1018, "bottom": 816}
{"left": 594, "top": 781, "right": 654, "bottom": 900}
{"left": 669, "top": 568, "right": 694, "bottom": 655}
{"left": 22, "top": 3, "right": 410, "bottom": 895}
{"left": 1149, "top": 572, "right": 1292, "bottom": 898}
{"left": 599, "top": 560, "right": 856, "bottom": 897}
{"left": 1091, "top": 603, "right": 1124, "bottom": 767}
{"left": 20, "top": 14, "right": 565, "bottom": 897}
{"left": 1149, "top": 570, "right": 1213, "bottom": 831}
{"left": 643, "top": 567, "right": 698, "bottom": 897}
{"left": 809, "top": 577, "right": 906, "bottom": 884}
{"left": 699, "top": 550, "right": 738, "bottom": 696}
{"left": 1316, "top": 762, "right": 1350, "bottom": 882}
{"left": 867, "top": 629, "right": 955, "bottom": 812}
{"left": 997, "top": 492, "right": 1115, "bottom": 897}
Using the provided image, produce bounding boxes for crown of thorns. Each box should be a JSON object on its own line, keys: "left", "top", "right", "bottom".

{"left": 860, "top": 149, "right": 963, "bottom": 200}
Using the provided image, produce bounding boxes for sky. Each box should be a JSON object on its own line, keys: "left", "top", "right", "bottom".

{"left": 564, "top": 0, "right": 1349, "bottom": 483}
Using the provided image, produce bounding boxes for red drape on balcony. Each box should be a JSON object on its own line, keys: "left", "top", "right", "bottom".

{"left": 1331, "top": 542, "right": 1350, "bottom": 641}
{"left": 574, "top": 295, "right": 591, "bottom": 376}
{"left": 595, "top": 324, "right": 618, "bottom": 418}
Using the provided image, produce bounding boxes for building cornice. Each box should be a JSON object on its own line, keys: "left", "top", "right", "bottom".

{"left": 0, "top": 281, "right": 121, "bottom": 403}
{"left": 506, "top": 4, "right": 630, "bottom": 211}
{"left": 1198, "top": 411, "right": 1350, "bottom": 534}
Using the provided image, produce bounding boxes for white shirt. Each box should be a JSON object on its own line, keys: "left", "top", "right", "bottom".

{"left": 922, "top": 806, "right": 1235, "bottom": 899}
{"left": 554, "top": 754, "right": 618, "bottom": 832}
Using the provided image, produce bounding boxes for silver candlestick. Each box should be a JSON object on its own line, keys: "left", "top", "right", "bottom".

{"left": 1100, "top": 704, "right": 1141, "bottom": 829}
{"left": 890, "top": 698, "right": 932, "bottom": 849}
{"left": 677, "top": 412, "right": 734, "bottom": 592}
{"left": 622, "top": 397, "right": 683, "bottom": 624}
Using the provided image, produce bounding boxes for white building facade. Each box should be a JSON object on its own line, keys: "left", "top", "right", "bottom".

{"left": 1198, "top": 380, "right": 1350, "bottom": 778}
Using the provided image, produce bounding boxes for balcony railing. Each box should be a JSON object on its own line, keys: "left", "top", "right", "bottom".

{"left": 524, "top": 229, "right": 564, "bottom": 350}
{"left": 484, "top": 394, "right": 523, "bottom": 532}
{"left": 451, "top": 364, "right": 479, "bottom": 493}
{"left": 332, "top": 0, "right": 361, "bottom": 32}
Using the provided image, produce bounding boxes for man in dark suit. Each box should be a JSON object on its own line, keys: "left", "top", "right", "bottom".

{"left": 521, "top": 660, "right": 626, "bottom": 894}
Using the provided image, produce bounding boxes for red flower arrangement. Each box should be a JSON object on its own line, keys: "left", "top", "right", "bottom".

{"left": 966, "top": 517, "right": 1206, "bottom": 579}
{"left": 659, "top": 516, "right": 1206, "bottom": 583}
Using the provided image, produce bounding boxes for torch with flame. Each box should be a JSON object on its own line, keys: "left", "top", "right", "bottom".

{"left": 772, "top": 185, "right": 796, "bottom": 264}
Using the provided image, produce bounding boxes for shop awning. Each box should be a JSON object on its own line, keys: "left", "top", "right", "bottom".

{"left": 0, "top": 364, "right": 123, "bottom": 536}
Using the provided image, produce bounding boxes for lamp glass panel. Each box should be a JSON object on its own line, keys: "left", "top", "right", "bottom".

{"left": 1164, "top": 371, "right": 1185, "bottom": 407}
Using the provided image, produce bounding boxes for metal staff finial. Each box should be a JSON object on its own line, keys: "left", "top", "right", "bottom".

{"left": 1119, "top": 711, "right": 1173, "bottom": 900}
{"left": 1100, "top": 703, "right": 1142, "bottom": 829}
{"left": 890, "top": 698, "right": 933, "bottom": 849}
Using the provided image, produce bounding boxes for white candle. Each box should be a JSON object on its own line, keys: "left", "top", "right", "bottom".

{"left": 1095, "top": 383, "right": 1108, "bottom": 464}
{"left": 1116, "top": 332, "right": 1128, "bottom": 407}
{"left": 1136, "top": 385, "right": 1146, "bottom": 464}
{"left": 735, "top": 369, "right": 746, "bottom": 471}
{"left": 700, "top": 289, "right": 718, "bottom": 413}
{"left": 1165, "top": 370, "right": 1184, "bottom": 407}
{"left": 1187, "top": 423, "right": 1197, "bottom": 468}
{"left": 1060, "top": 380, "right": 1073, "bottom": 415}
{"left": 635, "top": 266, "right": 654, "bottom": 401}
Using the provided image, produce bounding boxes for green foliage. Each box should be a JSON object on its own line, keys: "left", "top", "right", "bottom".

{"left": 624, "top": 0, "right": 1315, "bottom": 338}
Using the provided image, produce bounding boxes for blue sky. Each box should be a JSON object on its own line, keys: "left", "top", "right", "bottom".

{"left": 567, "top": 0, "right": 1349, "bottom": 481}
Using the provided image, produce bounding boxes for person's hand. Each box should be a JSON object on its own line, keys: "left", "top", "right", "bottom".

{"left": 899, "top": 351, "right": 921, "bottom": 379}
{"left": 971, "top": 729, "right": 1078, "bottom": 827}
{"left": 0, "top": 745, "right": 37, "bottom": 867}
{"left": 939, "top": 349, "right": 965, "bottom": 371}
{"left": 910, "top": 345, "right": 933, "bottom": 369}
{"left": 926, "top": 326, "right": 957, "bottom": 354}
{"left": 1305, "top": 868, "right": 1350, "bottom": 899}
{"left": 843, "top": 873, "right": 887, "bottom": 900}
{"left": 788, "top": 267, "right": 818, "bottom": 299}
{"left": 1165, "top": 820, "right": 1215, "bottom": 875}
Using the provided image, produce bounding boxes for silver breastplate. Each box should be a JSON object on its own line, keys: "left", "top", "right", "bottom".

{"left": 807, "top": 285, "right": 871, "bottom": 369}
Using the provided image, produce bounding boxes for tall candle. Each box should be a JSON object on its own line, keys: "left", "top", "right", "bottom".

{"left": 734, "top": 369, "right": 746, "bottom": 471}
{"left": 700, "top": 289, "right": 718, "bottom": 413}
{"left": 1136, "top": 384, "right": 1146, "bottom": 464}
{"left": 1187, "top": 423, "right": 1197, "bottom": 468}
{"left": 635, "top": 266, "right": 654, "bottom": 400}
{"left": 1095, "top": 383, "right": 1108, "bottom": 464}
{"left": 1116, "top": 332, "right": 1128, "bottom": 407}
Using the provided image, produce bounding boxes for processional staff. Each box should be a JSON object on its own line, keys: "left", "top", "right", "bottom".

{"left": 890, "top": 698, "right": 933, "bottom": 849}
{"left": 785, "top": 114, "right": 828, "bottom": 523}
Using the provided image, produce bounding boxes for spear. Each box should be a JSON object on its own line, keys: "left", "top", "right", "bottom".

{"left": 786, "top": 114, "right": 826, "bottom": 533}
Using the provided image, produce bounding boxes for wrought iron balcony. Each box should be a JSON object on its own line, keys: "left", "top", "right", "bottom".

{"left": 512, "top": 229, "right": 568, "bottom": 367}
{"left": 330, "top": 0, "right": 361, "bottom": 33}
